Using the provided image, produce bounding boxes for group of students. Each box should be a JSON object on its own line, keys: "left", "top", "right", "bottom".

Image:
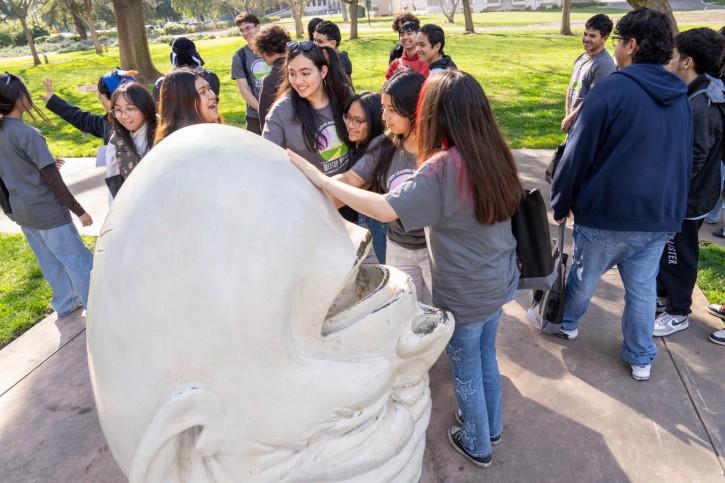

{"left": 0, "top": 14, "right": 517, "bottom": 467}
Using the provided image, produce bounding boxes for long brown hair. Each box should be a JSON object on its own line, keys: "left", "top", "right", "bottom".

{"left": 417, "top": 70, "right": 522, "bottom": 225}
{"left": 154, "top": 68, "right": 207, "bottom": 145}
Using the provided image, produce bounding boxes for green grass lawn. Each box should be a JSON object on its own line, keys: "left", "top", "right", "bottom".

{"left": 2, "top": 10, "right": 722, "bottom": 157}
{"left": 0, "top": 234, "right": 95, "bottom": 348}
{"left": 698, "top": 241, "right": 725, "bottom": 304}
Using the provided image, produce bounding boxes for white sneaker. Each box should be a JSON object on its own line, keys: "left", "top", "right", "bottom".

{"left": 631, "top": 364, "right": 651, "bottom": 381}
{"left": 653, "top": 312, "right": 689, "bottom": 337}
{"left": 555, "top": 328, "right": 578, "bottom": 340}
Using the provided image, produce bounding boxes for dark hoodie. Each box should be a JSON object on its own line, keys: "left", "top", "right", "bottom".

{"left": 551, "top": 63, "right": 693, "bottom": 232}
{"left": 429, "top": 55, "right": 457, "bottom": 75}
{"left": 685, "top": 74, "right": 725, "bottom": 218}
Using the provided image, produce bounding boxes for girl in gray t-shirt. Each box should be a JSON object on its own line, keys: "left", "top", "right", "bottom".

{"left": 262, "top": 43, "right": 352, "bottom": 179}
{"left": 334, "top": 70, "right": 432, "bottom": 304}
{"left": 0, "top": 73, "right": 94, "bottom": 317}
{"left": 289, "top": 71, "right": 522, "bottom": 469}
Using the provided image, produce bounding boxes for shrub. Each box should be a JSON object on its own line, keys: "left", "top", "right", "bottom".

{"left": 220, "top": 27, "right": 241, "bottom": 38}
{"left": 58, "top": 40, "right": 95, "bottom": 53}
{"left": 154, "top": 35, "right": 176, "bottom": 45}
{"left": 163, "top": 22, "right": 188, "bottom": 35}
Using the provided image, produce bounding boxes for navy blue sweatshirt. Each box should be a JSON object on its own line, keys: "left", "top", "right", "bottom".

{"left": 551, "top": 63, "right": 693, "bottom": 232}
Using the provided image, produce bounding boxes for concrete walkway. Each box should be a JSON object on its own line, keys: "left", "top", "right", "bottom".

{"left": 0, "top": 151, "right": 723, "bottom": 482}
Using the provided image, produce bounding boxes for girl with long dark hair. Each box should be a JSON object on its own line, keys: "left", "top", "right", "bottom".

{"left": 343, "top": 91, "right": 387, "bottom": 263}
{"left": 0, "top": 72, "right": 93, "bottom": 317}
{"left": 335, "top": 70, "right": 431, "bottom": 302}
{"left": 154, "top": 68, "right": 220, "bottom": 145}
{"left": 289, "top": 70, "right": 522, "bottom": 469}
{"left": 262, "top": 41, "right": 352, "bottom": 178}
{"left": 105, "top": 82, "right": 157, "bottom": 197}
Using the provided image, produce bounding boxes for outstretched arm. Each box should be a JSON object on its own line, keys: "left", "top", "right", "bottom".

{"left": 288, "top": 149, "right": 398, "bottom": 222}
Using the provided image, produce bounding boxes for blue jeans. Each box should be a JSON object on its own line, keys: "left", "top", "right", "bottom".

{"left": 21, "top": 222, "right": 93, "bottom": 316}
{"left": 704, "top": 162, "right": 724, "bottom": 224}
{"left": 445, "top": 309, "right": 504, "bottom": 459}
{"left": 358, "top": 214, "right": 387, "bottom": 264}
{"left": 561, "top": 225, "right": 673, "bottom": 366}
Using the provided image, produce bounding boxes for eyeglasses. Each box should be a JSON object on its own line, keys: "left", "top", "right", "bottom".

{"left": 611, "top": 35, "right": 628, "bottom": 45}
{"left": 111, "top": 107, "right": 140, "bottom": 118}
{"left": 343, "top": 113, "right": 367, "bottom": 128}
{"left": 287, "top": 41, "right": 315, "bottom": 52}
{"left": 239, "top": 25, "right": 257, "bottom": 34}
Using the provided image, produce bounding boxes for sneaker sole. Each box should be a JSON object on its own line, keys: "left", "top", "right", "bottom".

{"left": 454, "top": 412, "right": 501, "bottom": 445}
{"left": 653, "top": 321, "right": 689, "bottom": 337}
{"left": 708, "top": 334, "right": 725, "bottom": 346}
{"left": 631, "top": 373, "right": 650, "bottom": 381}
{"left": 705, "top": 307, "right": 725, "bottom": 320}
{"left": 447, "top": 430, "right": 493, "bottom": 468}
{"left": 555, "top": 331, "right": 578, "bottom": 340}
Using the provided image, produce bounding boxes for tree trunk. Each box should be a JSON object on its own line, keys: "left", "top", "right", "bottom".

{"left": 560, "top": 0, "right": 572, "bottom": 36}
{"left": 112, "top": 0, "right": 161, "bottom": 82}
{"left": 341, "top": 1, "right": 349, "bottom": 21}
{"left": 626, "top": 0, "right": 679, "bottom": 34}
{"left": 83, "top": 0, "right": 102, "bottom": 54}
{"left": 291, "top": 0, "right": 305, "bottom": 39}
{"left": 18, "top": 16, "right": 41, "bottom": 65}
{"left": 462, "top": 0, "right": 474, "bottom": 33}
{"left": 73, "top": 13, "right": 88, "bottom": 39}
{"left": 348, "top": 1, "right": 358, "bottom": 39}
{"left": 438, "top": 0, "right": 458, "bottom": 24}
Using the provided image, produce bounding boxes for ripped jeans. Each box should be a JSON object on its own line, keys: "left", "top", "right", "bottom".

{"left": 445, "top": 308, "right": 503, "bottom": 458}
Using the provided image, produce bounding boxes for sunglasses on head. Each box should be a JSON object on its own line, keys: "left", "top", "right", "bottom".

{"left": 286, "top": 41, "right": 315, "bottom": 52}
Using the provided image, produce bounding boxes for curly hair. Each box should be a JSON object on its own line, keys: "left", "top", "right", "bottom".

{"left": 615, "top": 8, "right": 674, "bottom": 65}
{"left": 251, "top": 25, "right": 291, "bottom": 57}
{"left": 392, "top": 12, "right": 419, "bottom": 32}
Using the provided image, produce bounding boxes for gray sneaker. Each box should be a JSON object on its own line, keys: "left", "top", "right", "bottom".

{"left": 653, "top": 312, "right": 689, "bottom": 337}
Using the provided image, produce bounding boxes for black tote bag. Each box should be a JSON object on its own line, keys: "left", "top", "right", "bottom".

{"left": 511, "top": 188, "right": 557, "bottom": 290}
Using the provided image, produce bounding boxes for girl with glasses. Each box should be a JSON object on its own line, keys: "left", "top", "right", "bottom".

{"left": 154, "top": 67, "right": 220, "bottom": 146}
{"left": 342, "top": 91, "right": 387, "bottom": 263}
{"left": 105, "top": 82, "right": 157, "bottom": 198}
{"left": 333, "top": 70, "right": 431, "bottom": 302}
{"left": 289, "top": 71, "right": 522, "bottom": 468}
{"left": 262, "top": 42, "right": 354, "bottom": 220}
{"left": 0, "top": 72, "right": 93, "bottom": 318}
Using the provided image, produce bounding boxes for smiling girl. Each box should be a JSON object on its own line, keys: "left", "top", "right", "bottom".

{"left": 262, "top": 41, "right": 352, "bottom": 179}
{"left": 105, "top": 83, "right": 157, "bottom": 197}
{"left": 333, "top": 70, "right": 431, "bottom": 303}
{"left": 154, "top": 68, "right": 220, "bottom": 145}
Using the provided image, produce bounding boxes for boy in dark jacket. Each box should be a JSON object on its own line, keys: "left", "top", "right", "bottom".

{"left": 654, "top": 28, "right": 725, "bottom": 337}
{"left": 550, "top": 9, "right": 693, "bottom": 382}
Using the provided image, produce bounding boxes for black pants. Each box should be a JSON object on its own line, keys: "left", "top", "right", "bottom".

{"left": 656, "top": 218, "right": 704, "bottom": 316}
{"left": 246, "top": 116, "right": 261, "bottom": 135}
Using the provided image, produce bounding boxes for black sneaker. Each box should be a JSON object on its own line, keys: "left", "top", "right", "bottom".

{"left": 454, "top": 410, "right": 502, "bottom": 445}
{"left": 448, "top": 426, "right": 493, "bottom": 468}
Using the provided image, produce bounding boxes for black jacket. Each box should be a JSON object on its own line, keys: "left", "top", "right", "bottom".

{"left": 429, "top": 55, "right": 457, "bottom": 73}
{"left": 45, "top": 94, "right": 111, "bottom": 144}
{"left": 686, "top": 74, "right": 725, "bottom": 218}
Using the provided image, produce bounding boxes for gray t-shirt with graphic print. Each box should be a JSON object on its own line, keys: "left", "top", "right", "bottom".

{"left": 0, "top": 118, "right": 72, "bottom": 230}
{"left": 231, "top": 44, "right": 271, "bottom": 119}
{"left": 351, "top": 135, "right": 425, "bottom": 250}
{"left": 385, "top": 148, "right": 519, "bottom": 324}
{"left": 262, "top": 95, "right": 352, "bottom": 177}
{"left": 568, "top": 48, "right": 615, "bottom": 111}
